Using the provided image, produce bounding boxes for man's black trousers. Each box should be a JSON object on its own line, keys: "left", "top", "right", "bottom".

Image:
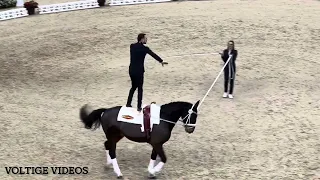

{"left": 126, "top": 72, "right": 144, "bottom": 109}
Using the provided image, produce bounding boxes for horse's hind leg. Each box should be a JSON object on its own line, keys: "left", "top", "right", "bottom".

{"left": 104, "top": 137, "right": 124, "bottom": 167}
{"left": 107, "top": 130, "right": 124, "bottom": 178}
{"left": 104, "top": 141, "right": 112, "bottom": 167}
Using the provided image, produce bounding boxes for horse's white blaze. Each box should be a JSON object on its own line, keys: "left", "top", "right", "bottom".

{"left": 112, "top": 158, "right": 122, "bottom": 177}
{"left": 105, "top": 150, "right": 112, "bottom": 166}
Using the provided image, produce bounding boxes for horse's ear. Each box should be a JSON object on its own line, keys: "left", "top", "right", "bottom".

{"left": 194, "top": 100, "right": 200, "bottom": 109}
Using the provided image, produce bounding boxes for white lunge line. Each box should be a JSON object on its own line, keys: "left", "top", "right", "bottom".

{"left": 197, "top": 55, "right": 233, "bottom": 110}
{"left": 164, "top": 52, "right": 220, "bottom": 59}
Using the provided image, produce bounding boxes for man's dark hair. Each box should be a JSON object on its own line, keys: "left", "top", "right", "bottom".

{"left": 137, "top": 33, "right": 146, "bottom": 42}
{"left": 228, "top": 40, "right": 235, "bottom": 49}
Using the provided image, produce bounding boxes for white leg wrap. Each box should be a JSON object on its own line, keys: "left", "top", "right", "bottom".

{"left": 148, "top": 161, "right": 164, "bottom": 175}
{"left": 106, "top": 150, "right": 112, "bottom": 166}
{"left": 155, "top": 155, "right": 161, "bottom": 164}
{"left": 153, "top": 162, "right": 164, "bottom": 173}
{"left": 112, "top": 158, "right": 122, "bottom": 177}
{"left": 148, "top": 159, "right": 155, "bottom": 172}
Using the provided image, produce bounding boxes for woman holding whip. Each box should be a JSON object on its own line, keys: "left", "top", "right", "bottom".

{"left": 219, "top": 40, "right": 238, "bottom": 99}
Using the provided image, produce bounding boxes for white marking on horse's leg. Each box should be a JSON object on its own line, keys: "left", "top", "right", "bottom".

{"left": 148, "top": 159, "right": 155, "bottom": 172}
{"left": 153, "top": 162, "right": 165, "bottom": 173}
{"left": 112, "top": 158, "right": 122, "bottom": 177}
{"left": 155, "top": 155, "right": 161, "bottom": 165}
{"left": 105, "top": 150, "right": 112, "bottom": 166}
{"left": 148, "top": 167, "right": 156, "bottom": 175}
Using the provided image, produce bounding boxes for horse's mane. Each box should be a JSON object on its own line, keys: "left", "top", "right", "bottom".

{"left": 159, "top": 101, "right": 193, "bottom": 120}
{"left": 161, "top": 101, "right": 193, "bottom": 110}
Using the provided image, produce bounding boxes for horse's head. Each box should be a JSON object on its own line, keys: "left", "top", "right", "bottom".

{"left": 181, "top": 100, "right": 200, "bottom": 134}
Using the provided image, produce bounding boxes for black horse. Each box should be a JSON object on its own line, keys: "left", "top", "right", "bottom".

{"left": 79, "top": 100, "right": 200, "bottom": 179}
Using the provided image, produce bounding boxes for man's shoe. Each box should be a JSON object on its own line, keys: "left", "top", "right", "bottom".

{"left": 137, "top": 107, "right": 142, "bottom": 112}
{"left": 228, "top": 94, "right": 234, "bottom": 99}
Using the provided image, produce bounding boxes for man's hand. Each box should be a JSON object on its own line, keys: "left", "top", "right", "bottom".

{"left": 161, "top": 62, "right": 168, "bottom": 66}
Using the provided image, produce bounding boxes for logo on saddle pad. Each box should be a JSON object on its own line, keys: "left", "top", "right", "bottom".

{"left": 121, "top": 115, "right": 134, "bottom": 120}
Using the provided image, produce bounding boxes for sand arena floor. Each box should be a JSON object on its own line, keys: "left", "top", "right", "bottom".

{"left": 0, "top": 0, "right": 320, "bottom": 179}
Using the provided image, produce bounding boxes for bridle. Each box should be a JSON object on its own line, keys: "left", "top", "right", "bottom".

{"left": 180, "top": 108, "right": 197, "bottom": 127}
{"left": 160, "top": 104, "right": 198, "bottom": 127}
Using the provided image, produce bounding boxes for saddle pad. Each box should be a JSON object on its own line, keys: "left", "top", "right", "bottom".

{"left": 150, "top": 103, "right": 160, "bottom": 126}
{"left": 117, "top": 104, "right": 161, "bottom": 132}
{"left": 117, "top": 105, "right": 146, "bottom": 125}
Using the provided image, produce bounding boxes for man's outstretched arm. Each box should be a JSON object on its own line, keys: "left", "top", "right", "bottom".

{"left": 146, "top": 47, "right": 163, "bottom": 63}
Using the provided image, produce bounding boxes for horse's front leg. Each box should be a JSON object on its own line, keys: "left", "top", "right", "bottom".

{"left": 148, "top": 148, "right": 157, "bottom": 176}
{"left": 148, "top": 144, "right": 166, "bottom": 176}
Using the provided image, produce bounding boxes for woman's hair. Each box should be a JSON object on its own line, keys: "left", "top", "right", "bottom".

{"left": 228, "top": 40, "right": 235, "bottom": 50}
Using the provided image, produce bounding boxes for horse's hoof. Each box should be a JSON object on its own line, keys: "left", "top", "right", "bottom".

{"left": 148, "top": 174, "right": 157, "bottom": 179}
{"left": 117, "top": 175, "right": 123, "bottom": 179}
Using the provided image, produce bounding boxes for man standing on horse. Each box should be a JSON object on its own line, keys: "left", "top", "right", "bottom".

{"left": 126, "top": 33, "right": 168, "bottom": 112}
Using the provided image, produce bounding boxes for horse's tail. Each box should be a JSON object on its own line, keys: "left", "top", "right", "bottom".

{"left": 80, "top": 104, "right": 107, "bottom": 130}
